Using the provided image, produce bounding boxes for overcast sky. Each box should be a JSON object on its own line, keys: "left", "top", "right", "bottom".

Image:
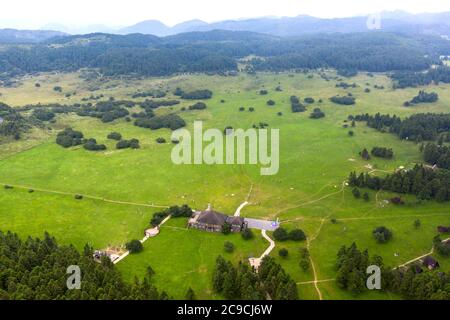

{"left": 2, "top": 0, "right": 450, "bottom": 29}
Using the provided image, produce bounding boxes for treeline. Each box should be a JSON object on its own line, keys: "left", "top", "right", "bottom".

{"left": 212, "top": 256, "right": 298, "bottom": 300}
{"left": 351, "top": 113, "right": 450, "bottom": 141}
{"left": 404, "top": 90, "right": 439, "bottom": 106}
{"left": 371, "top": 147, "right": 393, "bottom": 159}
{"left": 290, "top": 96, "right": 306, "bottom": 113}
{"left": 337, "top": 243, "right": 450, "bottom": 299}
{"left": 0, "top": 231, "right": 168, "bottom": 300}
{"left": 348, "top": 164, "right": 450, "bottom": 202}
{"left": 391, "top": 66, "right": 450, "bottom": 89}
{"left": 330, "top": 95, "right": 356, "bottom": 105}
{"left": 422, "top": 143, "right": 450, "bottom": 169}
{"left": 0, "top": 102, "right": 32, "bottom": 138}
{"left": 0, "top": 31, "right": 445, "bottom": 78}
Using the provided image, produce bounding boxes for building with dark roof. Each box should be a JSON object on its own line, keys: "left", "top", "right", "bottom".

{"left": 188, "top": 204, "right": 247, "bottom": 233}
{"left": 423, "top": 256, "right": 440, "bottom": 270}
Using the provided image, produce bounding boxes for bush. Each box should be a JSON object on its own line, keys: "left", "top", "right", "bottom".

{"left": 266, "top": 100, "right": 275, "bottom": 106}
{"left": 241, "top": 228, "right": 254, "bottom": 240}
{"left": 373, "top": 226, "right": 393, "bottom": 243}
{"left": 181, "top": 90, "right": 212, "bottom": 100}
{"left": 156, "top": 137, "right": 166, "bottom": 144}
{"left": 75, "top": 194, "right": 83, "bottom": 200}
{"left": 239, "top": 107, "right": 245, "bottom": 112}
{"left": 299, "top": 259, "right": 310, "bottom": 271}
{"left": 189, "top": 102, "right": 207, "bottom": 110}
{"left": 116, "top": 139, "right": 140, "bottom": 149}
{"left": 352, "top": 188, "right": 361, "bottom": 198}
{"left": 83, "top": 139, "right": 106, "bottom": 151}
{"left": 279, "top": 248, "right": 289, "bottom": 258}
{"left": 273, "top": 227, "right": 289, "bottom": 241}
{"left": 259, "top": 90, "right": 268, "bottom": 95}
{"left": 222, "top": 223, "right": 232, "bottom": 235}
{"left": 330, "top": 95, "right": 356, "bottom": 105}
{"left": 310, "top": 108, "right": 325, "bottom": 119}
{"left": 289, "top": 229, "right": 307, "bottom": 241}
{"left": 224, "top": 241, "right": 234, "bottom": 253}
{"left": 248, "top": 107, "right": 255, "bottom": 112}
{"left": 56, "top": 128, "right": 84, "bottom": 148}
{"left": 107, "top": 132, "right": 122, "bottom": 141}
{"left": 304, "top": 97, "right": 315, "bottom": 104}
{"left": 126, "top": 240, "right": 143, "bottom": 253}
{"left": 32, "top": 109, "right": 55, "bottom": 121}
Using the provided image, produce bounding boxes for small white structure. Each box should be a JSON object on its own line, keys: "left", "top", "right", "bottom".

{"left": 145, "top": 227, "right": 160, "bottom": 237}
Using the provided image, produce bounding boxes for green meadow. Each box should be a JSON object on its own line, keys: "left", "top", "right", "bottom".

{"left": 0, "top": 70, "right": 449, "bottom": 299}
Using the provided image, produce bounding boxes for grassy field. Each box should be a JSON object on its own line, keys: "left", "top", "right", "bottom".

{"left": 0, "top": 70, "right": 449, "bottom": 299}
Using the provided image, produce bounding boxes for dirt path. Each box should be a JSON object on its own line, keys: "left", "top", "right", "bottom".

{"left": 396, "top": 237, "right": 450, "bottom": 269}
{"left": 114, "top": 215, "right": 172, "bottom": 264}
{"left": 274, "top": 180, "right": 346, "bottom": 218}
{"left": 249, "top": 230, "right": 276, "bottom": 270}
{"left": 0, "top": 182, "right": 169, "bottom": 209}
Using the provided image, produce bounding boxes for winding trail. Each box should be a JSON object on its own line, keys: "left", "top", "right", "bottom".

{"left": 114, "top": 215, "right": 172, "bottom": 264}
{"left": 249, "top": 230, "right": 276, "bottom": 270}
{"left": 0, "top": 182, "right": 169, "bottom": 209}
{"left": 396, "top": 237, "right": 450, "bottom": 269}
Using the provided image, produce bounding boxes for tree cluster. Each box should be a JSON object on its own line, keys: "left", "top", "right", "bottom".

{"left": 348, "top": 164, "right": 450, "bottom": 202}
{"left": 0, "top": 230, "right": 167, "bottom": 300}
{"left": 212, "top": 256, "right": 298, "bottom": 300}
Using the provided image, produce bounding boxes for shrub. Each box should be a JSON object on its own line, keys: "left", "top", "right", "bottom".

{"left": 116, "top": 139, "right": 140, "bottom": 149}
{"left": 259, "top": 90, "right": 268, "bottom": 95}
{"left": 126, "top": 240, "right": 143, "bottom": 253}
{"left": 241, "top": 228, "right": 254, "bottom": 240}
{"left": 273, "top": 227, "right": 289, "bottom": 241}
{"left": 310, "top": 108, "right": 325, "bottom": 119}
{"left": 56, "top": 128, "right": 84, "bottom": 148}
{"left": 330, "top": 95, "right": 356, "bottom": 105}
{"left": 373, "top": 226, "right": 393, "bottom": 243}
{"left": 266, "top": 100, "right": 275, "bottom": 106}
{"left": 248, "top": 107, "right": 255, "bottom": 112}
{"left": 156, "top": 137, "right": 166, "bottom": 144}
{"left": 304, "top": 97, "right": 315, "bottom": 104}
{"left": 239, "top": 107, "right": 245, "bottom": 112}
{"left": 83, "top": 139, "right": 106, "bottom": 151}
{"left": 189, "top": 102, "right": 207, "bottom": 110}
{"left": 222, "top": 223, "right": 232, "bottom": 235}
{"left": 299, "top": 259, "right": 310, "bottom": 271}
{"left": 363, "top": 192, "right": 370, "bottom": 201}
{"left": 181, "top": 89, "right": 212, "bottom": 100}
{"left": 352, "top": 188, "right": 361, "bottom": 198}
{"left": 279, "top": 248, "right": 289, "bottom": 258}
{"left": 224, "top": 241, "right": 235, "bottom": 253}
{"left": 107, "top": 132, "right": 122, "bottom": 141}
{"left": 289, "top": 229, "right": 306, "bottom": 241}
{"left": 75, "top": 194, "right": 83, "bottom": 200}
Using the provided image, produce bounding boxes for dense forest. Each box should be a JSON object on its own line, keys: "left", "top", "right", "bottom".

{"left": 337, "top": 243, "right": 450, "bottom": 299}
{"left": 0, "top": 31, "right": 449, "bottom": 78}
{"left": 351, "top": 113, "right": 450, "bottom": 142}
{"left": 391, "top": 66, "right": 450, "bottom": 89}
{"left": 348, "top": 165, "right": 450, "bottom": 202}
{"left": 0, "top": 231, "right": 168, "bottom": 300}
{"left": 212, "top": 256, "right": 298, "bottom": 300}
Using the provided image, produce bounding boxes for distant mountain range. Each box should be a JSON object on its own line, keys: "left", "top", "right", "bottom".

{"left": 97, "top": 11, "right": 450, "bottom": 37}
{"left": 0, "top": 29, "right": 66, "bottom": 43}
{"left": 1, "top": 11, "right": 450, "bottom": 44}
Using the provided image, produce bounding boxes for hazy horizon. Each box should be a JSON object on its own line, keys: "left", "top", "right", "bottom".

{"left": 1, "top": 0, "right": 450, "bottom": 31}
